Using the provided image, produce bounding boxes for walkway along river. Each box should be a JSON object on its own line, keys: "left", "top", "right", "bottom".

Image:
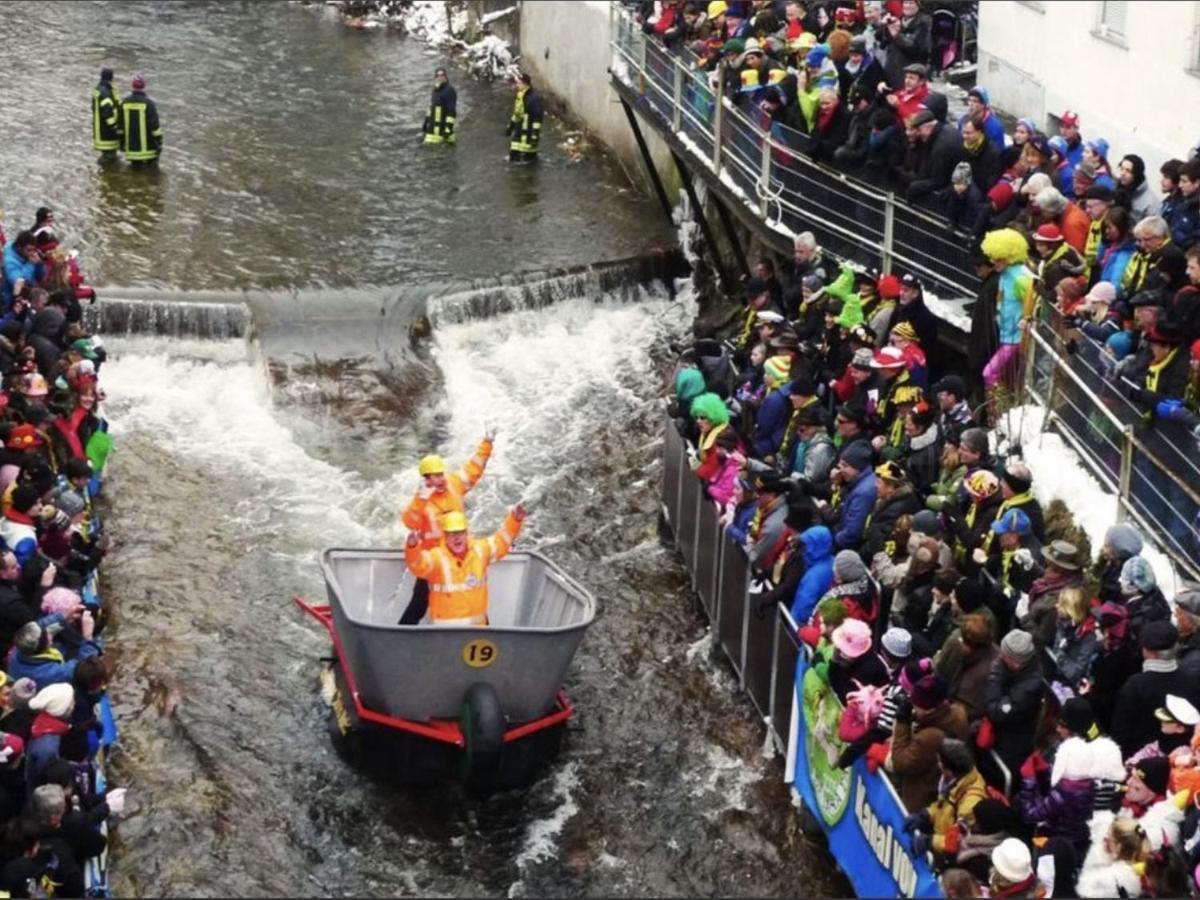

{"left": 0, "top": 2, "right": 848, "bottom": 896}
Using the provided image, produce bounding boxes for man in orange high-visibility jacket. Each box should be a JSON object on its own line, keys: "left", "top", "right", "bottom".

{"left": 404, "top": 504, "right": 527, "bottom": 626}
{"left": 398, "top": 429, "right": 495, "bottom": 624}
{"left": 401, "top": 430, "right": 496, "bottom": 548}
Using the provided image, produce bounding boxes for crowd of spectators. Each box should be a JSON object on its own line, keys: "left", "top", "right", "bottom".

{"left": 671, "top": 228, "right": 1200, "bottom": 893}
{"left": 635, "top": 0, "right": 1200, "bottom": 561}
{"left": 0, "top": 207, "right": 122, "bottom": 896}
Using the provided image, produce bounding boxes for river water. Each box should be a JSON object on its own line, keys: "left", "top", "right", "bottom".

{"left": 0, "top": 2, "right": 845, "bottom": 896}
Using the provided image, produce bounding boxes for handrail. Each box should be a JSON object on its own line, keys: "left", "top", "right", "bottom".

{"left": 609, "top": 5, "right": 981, "bottom": 302}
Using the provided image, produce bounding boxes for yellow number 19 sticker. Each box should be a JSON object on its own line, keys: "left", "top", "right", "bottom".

{"left": 462, "top": 639, "right": 498, "bottom": 668}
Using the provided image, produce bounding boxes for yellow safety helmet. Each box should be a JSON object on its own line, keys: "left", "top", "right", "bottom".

{"left": 418, "top": 454, "right": 446, "bottom": 476}
{"left": 441, "top": 511, "right": 469, "bottom": 533}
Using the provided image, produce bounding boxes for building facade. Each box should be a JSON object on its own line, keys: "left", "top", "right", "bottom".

{"left": 978, "top": 0, "right": 1200, "bottom": 171}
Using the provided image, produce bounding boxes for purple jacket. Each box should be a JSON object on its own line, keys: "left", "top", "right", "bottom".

{"left": 1017, "top": 774, "right": 1093, "bottom": 848}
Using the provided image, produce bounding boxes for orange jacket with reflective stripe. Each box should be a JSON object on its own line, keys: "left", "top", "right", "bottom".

{"left": 401, "top": 439, "right": 493, "bottom": 549}
{"left": 404, "top": 511, "right": 523, "bottom": 624}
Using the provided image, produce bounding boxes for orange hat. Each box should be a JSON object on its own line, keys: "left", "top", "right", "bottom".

{"left": 6, "top": 424, "right": 43, "bottom": 451}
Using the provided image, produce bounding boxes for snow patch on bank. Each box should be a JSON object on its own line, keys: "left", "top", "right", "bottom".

{"left": 997, "top": 405, "right": 1182, "bottom": 597}
{"left": 513, "top": 762, "right": 581, "bottom": 869}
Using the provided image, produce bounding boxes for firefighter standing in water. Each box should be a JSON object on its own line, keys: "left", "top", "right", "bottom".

{"left": 398, "top": 429, "right": 496, "bottom": 624}
{"left": 91, "top": 68, "right": 122, "bottom": 162}
{"left": 405, "top": 504, "right": 527, "bottom": 626}
{"left": 422, "top": 67, "right": 458, "bottom": 145}
{"left": 121, "top": 73, "right": 163, "bottom": 166}
{"left": 506, "top": 72, "right": 544, "bottom": 163}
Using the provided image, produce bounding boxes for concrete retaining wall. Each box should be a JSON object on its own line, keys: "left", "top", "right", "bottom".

{"left": 517, "top": 0, "right": 679, "bottom": 200}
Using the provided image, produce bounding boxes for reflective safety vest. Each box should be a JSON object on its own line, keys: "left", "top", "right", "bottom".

{"left": 121, "top": 92, "right": 162, "bottom": 161}
{"left": 401, "top": 438, "right": 492, "bottom": 549}
{"left": 509, "top": 87, "right": 543, "bottom": 155}
{"left": 404, "top": 511, "right": 523, "bottom": 624}
{"left": 423, "top": 82, "right": 458, "bottom": 145}
{"left": 92, "top": 83, "right": 121, "bottom": 151}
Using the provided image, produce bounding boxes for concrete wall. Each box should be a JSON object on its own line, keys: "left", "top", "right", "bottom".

{"left": 979, "top": 0, "right": 1200, "bottom": 172}
{"left": 518, "top": 0, "right": 679, "bottom": 199}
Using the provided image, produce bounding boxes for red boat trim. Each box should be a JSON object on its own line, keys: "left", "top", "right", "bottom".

{"left": 294, "top": 596, "right": 575, "bottom": 748}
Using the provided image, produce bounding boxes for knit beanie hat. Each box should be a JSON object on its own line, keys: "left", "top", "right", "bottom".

{"left": 1119, "top": 555, "right": 1156, "bottom": 595}
{"left": 28, "top": 683, "right": 74, "bottom": 719}
{"left": 1000, "top": 629, "right": 1036, "bottom": 665}
{"left": 10, "top": 679, "right": 36, "bottom": 707}
{"left": 881, "top": 627, "right": 913, "bottom": 660}
{"left": 1104, "top": 523, "right": 1144, "bottom": 560}
{"left": 992, "top": 838, "right": 1033, "bottom": 883}
{"left": 833, "top": 549, "right": 869, "bottom": 583}
{"left": 1135, "top": 756, "right": 1171, "bottom": 796}
{"left": 951, "top": 161, "right": 973, "bottom": 186}
{"left": 763, "top": 355, "right": 791, "bottom": 384}
{"left": 900, "top": 658, "right": 948, "bottom": 709}
{"left": 910, "top": 509, "right": 942, "bottom": 537}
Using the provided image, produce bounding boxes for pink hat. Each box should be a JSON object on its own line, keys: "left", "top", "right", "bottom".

{"left": 831, "top": 618, "right": 873, "bottom": 660}
{"left": 1061, "top": 110, "right": 1079, "bottom": 128}
{"left": 40, "top": 587, "right": 82, "bottom": 618}
{"left": 1033, "top": 223, "right": 1064, "bottom": 244}
{"left": 1085, "top": 281, "right": 1117, "bottom": 305}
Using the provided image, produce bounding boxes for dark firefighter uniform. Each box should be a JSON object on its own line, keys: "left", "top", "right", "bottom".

{"left": 91, "top": 70, "right": 121, "bottom": 154}
{"left": 507, "top": 82, "right": 544, "bottom": 163}
{"left": 122, "top": 81, "right": 163, "bottom": 164}
{"left": 423, "top": 77, "right": 458, "bottom": 145}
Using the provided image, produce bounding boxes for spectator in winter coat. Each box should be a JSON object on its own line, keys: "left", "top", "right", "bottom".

{"left": 1075, "top": 815, "right": 1148, "bottom": 898}
{"left": 807, "top": 88, "right": 850, "bottom": 162}
{"left": 1019, "top": 698, "right": 1125, "bottom": 858}
{"left": 876, "top": 0, "right": 932, "bottom": 90}
{"left": 1130, "top": 321, "right": 1191, "bottom": 414}
{"left": 751, "top": 357, "right": 793, "bottom": 458}
{"left": 822, "top": 617, "right": 889, "bottom": 703}
{"left": 24, "top": 683, "right": 75, "bottom": 791}
{"left": 0, "top": 233, "right": 44, "bottom": 311}
{"left": 1097, "top": 522, "right": 1144, "bottom": 603}
{"left": 1047, "top": 585, "right": 1098, "bottom": 691}
{"left": 1124, "top": 215, "right": 1185, "bottom": 299}
{"left": 746, "top": 475, "right": 791, "bottom": 572}
{"left": 703, "top": 429, "right": 743, "bottom": 508}
{"left": 943, "top": 162, "right": 987, "bottom": 235}
{"left": 958, "top": 116, "right": 1001, "bottom": 192}
{"left": 1117, "top": 555, "right": 1172, "bottom": 643}
{"left": 1111, "top": 620, "right": 1200, "bottom": 757}
{"left": 1095, "top": 206, "right": 1137, "bottom": 290}
{"left": 1034, "top": 186, "right": 1090, "bottom": 253}
{"left": 1116, "top": 154, "right": 1162, "bottom": 221}
{"left": 890, "top": 657, "right": 970, "bottom": 810}
{"left": 937, "top": 611, "right": 998, "bottom": 723}
{"left": 985, "top": 629, "right": 1046, "bottom": 776}
{"left": 787, "top": 404, "right": 837, "bottom": 495}
{"left": 903, "top": 403, "right": 942, "bottom": 496}
{"left": 826, "top": 548, "right": 881, "bottom": 625}
{"left": 901, "top": 109, "right": 963, "bottom": 205}
{"left": 6, "top": 620, "right": 100, "bottom": 688}
{"left": 1020, "top": 540, "right": 1084, "bottom": 649}
{"left": 931, "top": 375, "right": 975, "bottom": 447}
{"left": 906, "top": 738, "right": 990, "bottom": 866}
{"left": 1086, "top": 603, "right": 1141, "bottom": 734}
{"left": 1165, "top": 158, "right": 1200, "bottom": 250}
{"left": 787, "top": 524, "right": 834, "bottom": 624}
{"left": 828, "top": 440, "right": 876, "bottom": 551}
{"left": 862, "top": 461, "right": 922, "bottom": 560}
{"left": 1031, "top": 223, "right": 1085, "bottom": 308}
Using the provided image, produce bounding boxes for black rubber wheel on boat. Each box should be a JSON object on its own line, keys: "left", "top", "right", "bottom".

{"left": 459, "top": 682, "right": 504, "bottom": 791}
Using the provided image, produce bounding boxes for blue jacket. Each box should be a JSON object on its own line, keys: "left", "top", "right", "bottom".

{"left": 726, "top": 501, "right": 757, "bottom": 546}
{"left": 1167, "top": 193, "right": 1200, "bottom": 250}
{"left": 6, "top": 642, "right": 100, "bottom": 686}
{"left": 753, "top": 386, "right": 792, "bottom": 458}
{"left": 0, "top": 243, "right": 41, "bottom": 308}
{"left": 789, "top": 525, "right": 834, "bottom": 624}
{"left": 26, "top": 731, "right": 62, "bottom": 791}
{"left": 834, "top": 465, "right": 877, "bottom": 551}
{"left": 1096, "top": 239, "right": 1136, "bottom": 288}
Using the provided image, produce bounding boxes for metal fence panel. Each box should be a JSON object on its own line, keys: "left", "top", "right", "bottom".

{"left": 695, "top": 494, "right": 723, "bottom": 618}
{"left": 718, "top": 535, "right": 749, "bottom": 679}
{"left": 770, "top": 606, "right": 800, "bottom": 754}
{"left": 742, "top": 590, "right": 776, "bottom": 719}
{"left": 662, "top": 417, "right": 686, "bottom": 530}
{"left": 677, "top": 461, "right": 702, "bottom": 575}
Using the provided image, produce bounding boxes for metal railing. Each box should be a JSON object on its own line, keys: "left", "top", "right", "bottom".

{"left": 610, "top": 4, "right": 982, "bottom": 305}
{"left": 1022, "top": 314, "right": 1200, "bottom": 581}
